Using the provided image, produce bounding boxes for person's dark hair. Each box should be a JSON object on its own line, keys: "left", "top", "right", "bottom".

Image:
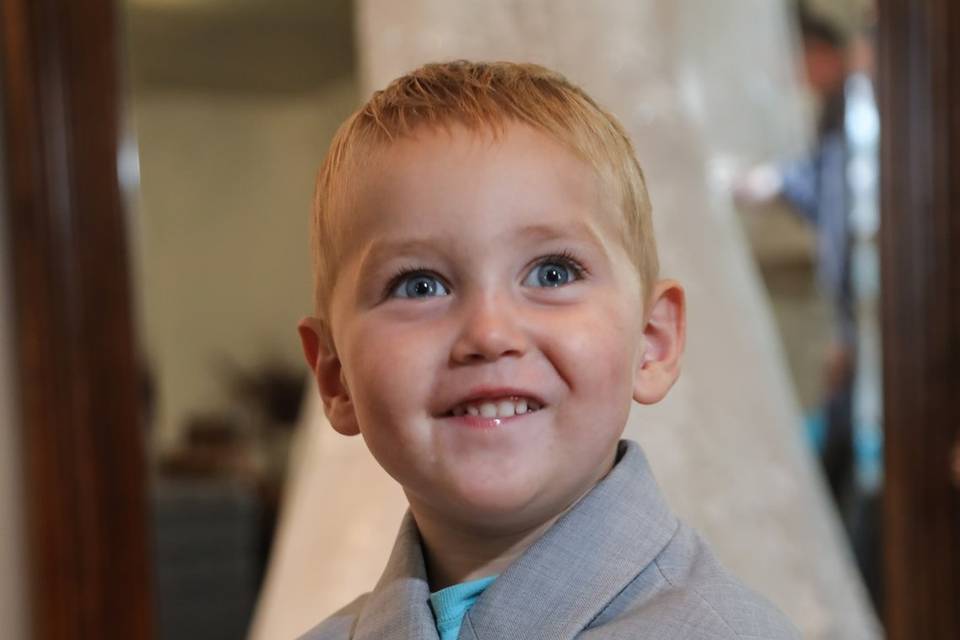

{"left": 797, "top": 5, "right": 846, "bottom": 49}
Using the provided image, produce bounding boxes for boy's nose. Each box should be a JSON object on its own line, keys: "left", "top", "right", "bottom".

{"left": 450, "top": 293, "right": 529, "bottom": 364}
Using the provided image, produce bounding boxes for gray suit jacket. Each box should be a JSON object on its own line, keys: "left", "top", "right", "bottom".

{"left": 301, "top": 440, "right": 799, "bottom": 639}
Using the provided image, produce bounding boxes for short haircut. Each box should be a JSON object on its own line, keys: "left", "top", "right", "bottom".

{"left": 310, "top": 60, "right": 658, "bottom": 320}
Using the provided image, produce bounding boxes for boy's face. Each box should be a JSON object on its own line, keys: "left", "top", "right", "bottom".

{"left": 301, "top": 123, "right": 683, "bottom": 533}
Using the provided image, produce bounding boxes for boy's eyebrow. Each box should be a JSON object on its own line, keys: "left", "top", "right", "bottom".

{"left": 513, "top": 222, "right": 606, "bottom": 247}
{"left": 356, "top": 238, "right": 445, "bottom": 278}
{"left": 357, "top": 221, "right": 608, "bottom": 276}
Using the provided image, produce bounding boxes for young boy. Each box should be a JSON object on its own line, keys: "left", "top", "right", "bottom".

{"left": 297, "top": 61, "right": 799, "bottom": 639}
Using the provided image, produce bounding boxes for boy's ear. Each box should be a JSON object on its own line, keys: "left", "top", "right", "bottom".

{"left": 297, "top": 317, "right": 360, "bottom": 436}
{"left": 633, "top": 280, "right": 686, "bottom": 405}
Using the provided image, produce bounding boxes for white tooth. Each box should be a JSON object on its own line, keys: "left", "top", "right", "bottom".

{"left": 467, "top": 405, "right": 480, "bottom": 416}
{"left": 516, "top": 399, "right": 528, "bottom": 414}
{"left": 480, "top": 402, "right": 498, "bottom": 418}
{"left": 497, "top": 400, "right": 516, "bottom": 417}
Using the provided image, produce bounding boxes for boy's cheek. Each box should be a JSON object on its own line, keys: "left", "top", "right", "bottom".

{"left": 360, "top": 328, "right": 442, "bottom": 384}
{"left": 346, "top": 325, "right": 439, "bottom": 406}
{"left": 561, "top": 301, "right": 642, "bottom": 366}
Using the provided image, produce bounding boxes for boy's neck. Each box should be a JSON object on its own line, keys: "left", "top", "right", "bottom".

{"left": 406, "top": 451, "right": 620, "bottom": 591}
{"left": 411, "top": 505, "right": 564, "bottom": 591}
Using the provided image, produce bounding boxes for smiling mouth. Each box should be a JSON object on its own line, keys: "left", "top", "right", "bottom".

{"left": 445, "top": 396, "right": 544, "bottom": 420}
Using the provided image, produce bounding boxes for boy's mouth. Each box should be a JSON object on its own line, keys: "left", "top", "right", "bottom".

{"left": 444, "top": 396, "right": 543, "bottom": 420}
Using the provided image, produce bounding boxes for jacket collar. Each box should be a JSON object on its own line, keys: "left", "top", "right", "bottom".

{"left": 463, "top": 440, "right": 677, "bottom": 639}
{"left": 353, "top": 440, "right": 677, "bottom": 640}
{"left": 352, "top": 511, "right": 439, "bottom": 640}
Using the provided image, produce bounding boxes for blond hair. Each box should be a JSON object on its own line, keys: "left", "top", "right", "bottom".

{"left": 311, "top": 60, "right": 658, "bottom": 318}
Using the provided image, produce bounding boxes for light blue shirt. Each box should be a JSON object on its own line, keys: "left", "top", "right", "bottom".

{"left": 428, "top": 575, "right": 497, "bottom": 640}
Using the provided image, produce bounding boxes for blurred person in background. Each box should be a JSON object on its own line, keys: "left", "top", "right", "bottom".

{"left": 736, "top": 4, "right": 884, "bottom": 613}
{"left": 736, "top": 7, "right": 854, "bottom": 506}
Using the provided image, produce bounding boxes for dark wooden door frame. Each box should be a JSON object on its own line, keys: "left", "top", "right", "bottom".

{"left": 878, "top": 0, "right": 960, "bottom": 638}
{"left": 0, "top": 0, "right": 153, "bottom": 638}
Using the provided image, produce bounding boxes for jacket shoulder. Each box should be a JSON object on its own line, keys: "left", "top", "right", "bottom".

{"left": 297, "top": 594, "right": 368, "bottom": 640}
{"left": 653, "top": 524, "right": 800, "bottom": 639}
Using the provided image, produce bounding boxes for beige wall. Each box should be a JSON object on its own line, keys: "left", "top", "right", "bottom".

{"left": 130, "top": 79, "right": 357, "bottom": 448}
{"left": 0, "top": 94, "right": 30, "bottom": 639}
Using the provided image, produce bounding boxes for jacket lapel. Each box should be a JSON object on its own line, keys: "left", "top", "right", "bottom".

{"left": 461, "top": 440, "right": 678, "bottom": 640}
{"left": 352, "top": 512, "right": 440, "bottom": 640}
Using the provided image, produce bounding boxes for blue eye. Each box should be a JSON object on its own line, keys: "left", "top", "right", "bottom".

{"left": 390, "top": 272, "right": 449, "bottom": 299}
{"left": 524, "top": 256, "right": 584, "bottom": 288}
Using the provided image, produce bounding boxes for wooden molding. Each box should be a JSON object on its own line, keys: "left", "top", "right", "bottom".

{"left": 0, "top": 0, "right": 154, "bottom": 637}
{"left": 878, "top": 0, "right": 960, "bottom": 637}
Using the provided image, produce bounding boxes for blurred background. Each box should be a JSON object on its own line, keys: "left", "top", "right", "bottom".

{"left": 2, "top": 1, "right": 958, "bottom": 639}
{"left": 124, "top": 2, "right": 356, "bottom": 637}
